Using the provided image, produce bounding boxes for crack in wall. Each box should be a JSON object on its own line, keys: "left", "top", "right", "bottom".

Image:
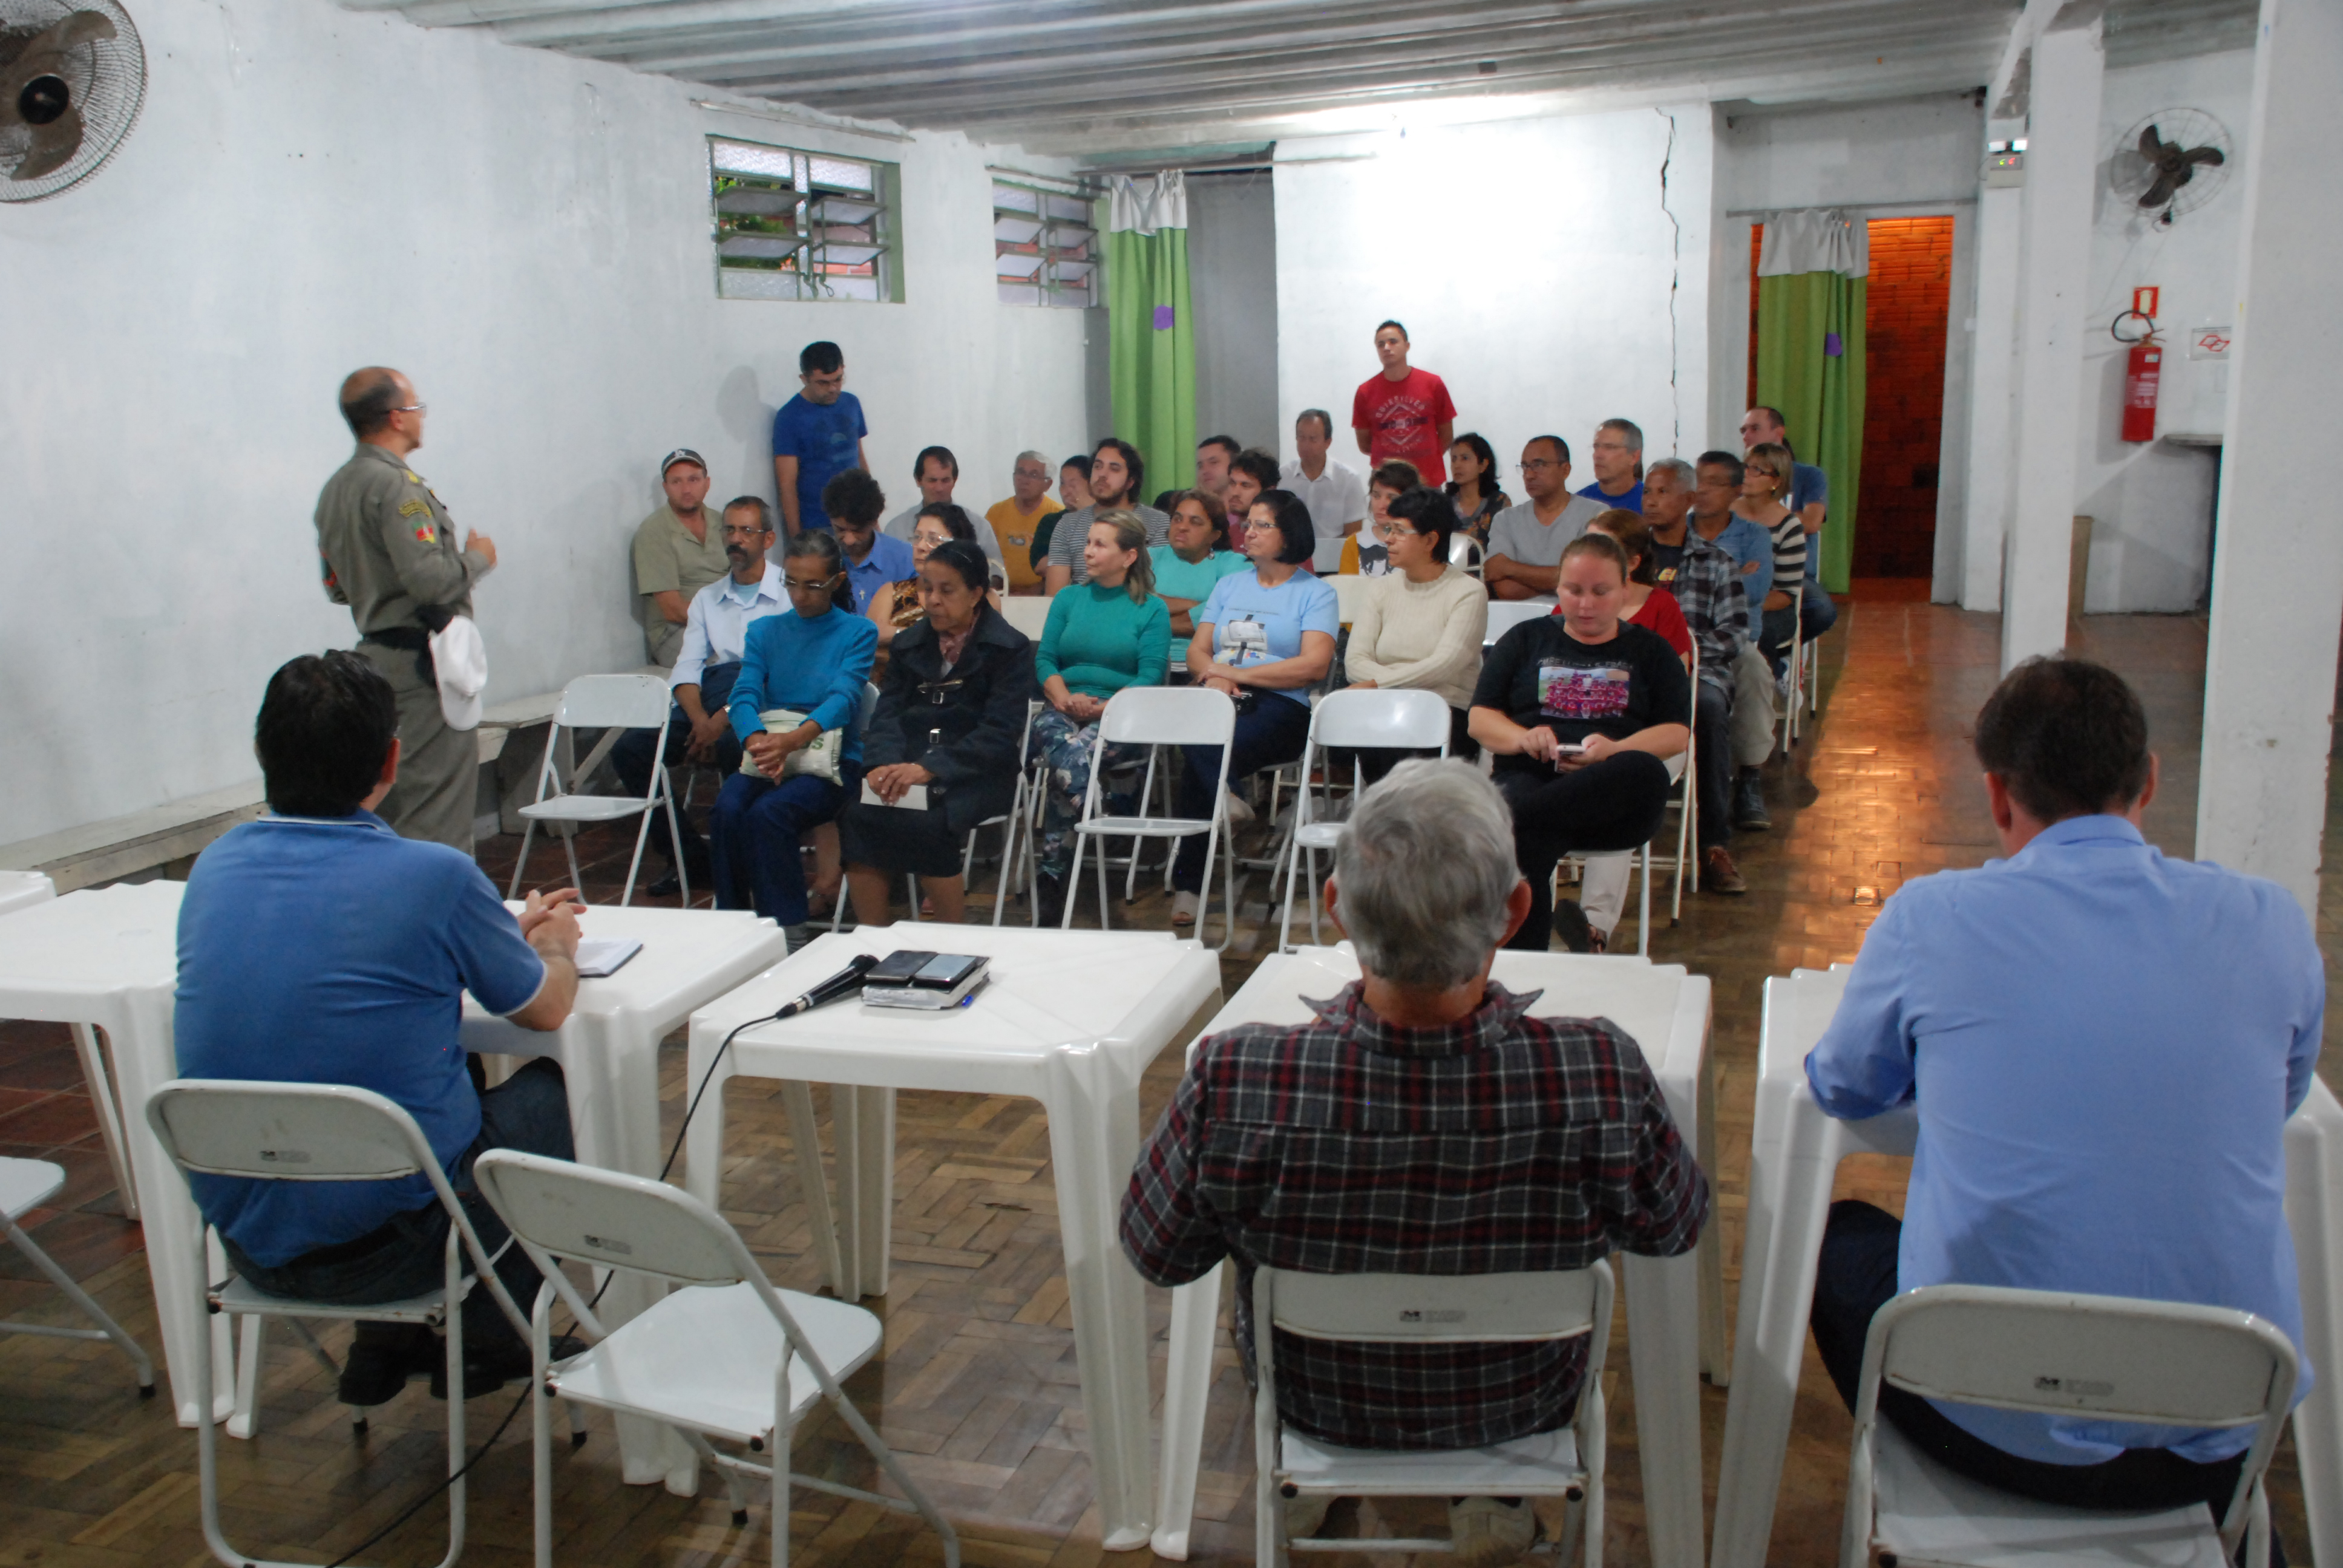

{"left": 1656, "top": 105, "right": 1682, "bottom": 453}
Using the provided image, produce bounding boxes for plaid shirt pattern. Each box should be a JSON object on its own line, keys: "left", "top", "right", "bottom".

{"left": 1665, "top": 533, "right": 1748, "bottom": 693}
{"left": 1121, "top": 980, "right": 1709, "bottom": 1450}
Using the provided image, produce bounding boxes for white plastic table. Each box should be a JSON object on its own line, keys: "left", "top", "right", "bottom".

{"left": 683, "top": 923, "right": 1224, "bottom": 1552}
{"left": 1710, "top": 966, "right": 2343, "bottom": 1568}
{"left": 1147, "top": 945, "right": 1722, "bottom": 1568}
{"left": 0, "top": 870, "right": 57, "bottom": 915}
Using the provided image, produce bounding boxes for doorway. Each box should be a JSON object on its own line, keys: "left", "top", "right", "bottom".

{"left": 1747, "top": 215, "right": 1956, "bottom": 580}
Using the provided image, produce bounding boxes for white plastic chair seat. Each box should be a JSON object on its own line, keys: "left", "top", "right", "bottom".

{"left": 1280, "top": 1423, "right": 1582, "bottom": 1499}
{"left": 1870, "top": 1425, "right": 2227, "bottom": 1568}
{"left": 1293, "top": 822, "right": 1343, "bottom": 851}
{"left": 549, "top": 1280, "right": 882, "bottom": 1449}
{"left": 211, "top": 1275, "right": 448, "bottom": 1325}
{"left": 0, "top": 1157, "right": 63, "bottom": 1220}
{"left": 1074, "top": 814, "right": 1216, "bottom": 838}
{"left": 517, "top": 792, "right": 663, "bottom": 823}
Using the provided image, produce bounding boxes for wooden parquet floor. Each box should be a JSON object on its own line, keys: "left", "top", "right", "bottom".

{"left": 0, "top": 592, "right": 2329, "bottom": 1565}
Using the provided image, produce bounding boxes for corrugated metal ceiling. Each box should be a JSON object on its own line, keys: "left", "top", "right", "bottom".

{"left": 335, "top": 0, "right": 2262, "bottom": 156}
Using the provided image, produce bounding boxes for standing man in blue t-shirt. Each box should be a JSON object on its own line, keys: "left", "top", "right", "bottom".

{"left": 175, "top": 651, "right": 585, "bottom": 1407}
{"left": 1740, "top": 405, "right": 1838, "bottom": 642}
{"left": 771, "top": 340, "right": 869, "bottom": 536}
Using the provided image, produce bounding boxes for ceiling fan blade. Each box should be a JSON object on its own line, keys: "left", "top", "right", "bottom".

{"left": 2140, "top": 172, "right": 2177, "bottom": 210}
{"left": 0, "top": 13, "right": 116, "bottom": 102}
{"left": 10, "top": 101, "right": 82, "bottom": 180}
{"left": 2138, "top": 125, "right": 2166, "bottom": 160}
{"left": 2184, "top": 145, "right": 2226, "bottom": 168}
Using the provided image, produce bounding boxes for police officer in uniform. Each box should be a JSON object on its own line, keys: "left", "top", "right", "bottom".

{"left": 313, "top": 367, "right": 497, "bottom": 851}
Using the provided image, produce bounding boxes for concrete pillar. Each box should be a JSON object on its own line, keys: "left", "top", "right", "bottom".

{"left": 2196, "top": 0, "right": 2343, "bottom": 914}
{"left": 1997, "top": 13, "right": 2103, "bottom": 670}
{"left": 1959, "top": 179, "right": 2023, "bottom": 610}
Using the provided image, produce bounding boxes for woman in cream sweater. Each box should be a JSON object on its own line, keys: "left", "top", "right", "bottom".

{"left": 1344, "top": 485, "right": 1490, "bottom": 770}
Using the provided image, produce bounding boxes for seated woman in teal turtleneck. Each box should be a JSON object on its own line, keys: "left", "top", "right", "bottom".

{"left": 1027, "top": 511, "right": 1172, "bottom": 923}
{"left": 709, "top": 529, "right": 877, "bottom": 941}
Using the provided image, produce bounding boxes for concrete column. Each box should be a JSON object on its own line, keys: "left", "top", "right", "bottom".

{"left": 1959, "top": 179, "right": 2023, "bottom": 609}
{"left": 1997, "top": 13, "right": 2103, "bottom": 669}
{"left": 2196, "top": 0, "right": 2343, "bottom": 914}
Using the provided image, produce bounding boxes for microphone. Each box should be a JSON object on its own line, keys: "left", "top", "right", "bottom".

{"left": 773, "top": 953, "right": 880, "bottom": 1019}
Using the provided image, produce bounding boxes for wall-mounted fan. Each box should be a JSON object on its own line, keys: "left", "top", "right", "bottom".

{"left": 0, "top": 0, "right": 143, "bottom": 202}
{"left": 2108, "top": 109, "right": 2231, "bottom": 226}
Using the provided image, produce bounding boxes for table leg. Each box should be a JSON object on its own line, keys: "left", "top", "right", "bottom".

{"left": 1697, "top": 1038, "right": 1728, "bottom": 1386}
{"left": 69, "top": 1024, "right": 139, "bottom": 1221}
{"left": 1151, "top": 1264, "right": 1224, "bottom": 1560}
{"left": 682, "top": 1027, "right": 735, "bottom": 1212}
{"left": 833, "top": 1086, "right": 894, "bottom": 1301}
{"left": 1042, "top": 1054, "right": 1155, "bottom": 1550}
{"left": 782, "top": 1082, "right": 845, "bottom": 1298}
{"left": 2284, "top": 1085, "right": 2343, "bottom": 1568}
{"left": 1623, "top": 1251, "right": 1707, "bottom": 1568}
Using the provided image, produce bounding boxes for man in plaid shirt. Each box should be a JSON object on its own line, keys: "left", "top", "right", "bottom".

{"left": 1642, "top": 456, "right": 1754, "bottom": 893}
{"left": 1122, "top": 760, "right": 1708, "bottom": 1564}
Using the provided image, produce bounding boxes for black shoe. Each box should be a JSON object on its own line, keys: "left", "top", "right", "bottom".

{"left": 646, "top": 869, "right": 684, "bottom": 898}
{"left": 430, "top": 1333, "right": 585, "bottom": 1400}
{"left": 338, "top": 1322, "right": 437, "bottom": 1406}
{"left": 1035, "top": 872, "right": 1069, "bottom": 927}
{"left": 1734, "top": 771, "right": 1772, "bottom": 831}
{"left": 1550, "top": 898, "right": 1594, "bottom": 954}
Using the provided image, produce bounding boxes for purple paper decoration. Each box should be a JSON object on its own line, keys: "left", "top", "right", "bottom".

{"left": 1153, "top": 304, "right": 1176, "bottom": 331}
{"left": 1824, "top": 331, "right": 1843, "bottom": 357}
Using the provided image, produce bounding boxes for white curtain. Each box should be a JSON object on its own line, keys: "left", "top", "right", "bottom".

{"left": 1108, "top": 170, "right": 1188, "bottom": 235}
{"left": 1757, "top": 207, "right": 1869, "bottom": 278}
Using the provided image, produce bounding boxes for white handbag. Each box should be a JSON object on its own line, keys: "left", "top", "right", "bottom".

{"left": 738, "top": 707, "right": 845, "bottom": 784}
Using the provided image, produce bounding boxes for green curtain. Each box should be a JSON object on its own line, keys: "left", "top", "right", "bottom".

{"left": 1755, "top": 271, "right": 1866, "bottom": 594}
{"left": 1106, "top": 220, "right": 1196, "bottom": 494}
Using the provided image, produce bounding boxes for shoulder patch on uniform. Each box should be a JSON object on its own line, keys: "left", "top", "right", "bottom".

{"left": 404, "top": 469, "right": 422, "bottom": 483}
{"left": 414, "top": 525, "right": 437, "bottom": 544}
{"left": 398, "top": 497, "right": 428, "bottom": 518}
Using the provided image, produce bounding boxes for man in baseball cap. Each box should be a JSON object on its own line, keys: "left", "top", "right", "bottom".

{"left": 631, "top": 449, "right": 729, "bottom": 666}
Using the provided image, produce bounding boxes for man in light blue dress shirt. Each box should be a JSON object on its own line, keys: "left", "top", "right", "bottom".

{"left": 1806, "top": 656, "right": 2322, "bottom": 1530}
{"left": 612, "top": 497, "right": 788, "bottom": 895}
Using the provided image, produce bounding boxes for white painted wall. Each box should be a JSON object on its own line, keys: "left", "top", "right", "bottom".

{"left": 1187, "top": 171, "right": 1281, "bottom": 452}
{"left": 0, "top": 0, "right": 1087, "bottom": 846}
{"left": 2075, "top": 48, "right": 2256, "bottom": 613}
{"left": 1272, "top": 104, "right": 1711, "bottom": 481}
{"left": 1711, "top": 92, "right": 1984, "bottom": 599}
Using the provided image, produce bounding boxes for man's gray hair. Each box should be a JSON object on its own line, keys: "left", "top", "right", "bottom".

{"left": 1599, "top": 417, "right": 1644, "bottom": 451}
{"left": 1332, "top": 759, "right": 1521, "bottom": 990}
{"left": 1647, "top": 456, "right": 1695, "bottom": 488}
{"left": 1014, "top": 449, "right": 1049, "bottom": 471}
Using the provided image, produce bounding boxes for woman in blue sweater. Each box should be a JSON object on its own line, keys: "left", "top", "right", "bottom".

{"left": 710, "top": 530, "right": 877, "bottom": 937}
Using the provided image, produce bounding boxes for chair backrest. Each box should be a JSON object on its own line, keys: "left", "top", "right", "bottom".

{"left": 998, "top": 595, "right": 1052, "bottom": 641}
{"left": 1869, "top": 1285, "right": 2296, "bottom": 1431}
{"left": 859, "top": 680, "right": 880, "bottom": 733}
{"left": 146, "top": 1080, "right": 433, "bottom": 1181}
{"left": 556, "top": 673, "right": 674, "bottom": 731}
{"left": 1310, "top": 687, "right": 1452, "bottom": 753}
{"left": 1099, "top": 684, "right": 1236, "bottom": 748}
{"left": 472, "top": 1149, "right": 752, "bottom": 1288}
{"left": 1449, "top": 535, "right": 1485, "bottom": 574}
{"left": 1484, "top": 601, "right": 1554, "bottom": 645}
{"left": 1329, "top": 574, "right": 1368, "bottom": 624}
{"left": 1259, "top": 1262, "right": 1613, "bottom": 1348}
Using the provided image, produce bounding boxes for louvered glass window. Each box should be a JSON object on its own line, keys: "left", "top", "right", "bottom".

{"left": 713, "top": 138, "right": 902, "bottom": 303}
{"left": 993, "top": 180, "right": 1096, "bottom": 308}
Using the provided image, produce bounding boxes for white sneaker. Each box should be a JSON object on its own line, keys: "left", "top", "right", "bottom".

{"left": 1170, "top": 890, "right": 1200, "bottom": 929}
{"left": 1449, "top": 1496, "right": 1536, "bottom": 1568}
{"left": 1224, "top": 790, "right": 1256, "bottom": 825}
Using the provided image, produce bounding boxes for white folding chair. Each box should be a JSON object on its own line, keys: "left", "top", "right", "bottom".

{"left": 1484, "top": 601, "right": 1556, "bottom": 646}
{"left": 987, "top": 699, "right": 1047, "bottom": 927}
{"left": 1329, "top": 574, "right": 1368, "bottom": 626}
{"left": 1569, "top": 750, "right": 1688, "bottom": 956}
{"left": 1275, "top": 688, "right": 1452, "bottom": 951}
{"left": 472, "top": 1150, "right": 960, "bottom": 1568}
{"left": 1256, "top": 1261, "right": 1613, "bottom": 1567}
{"left": 144, "top": 1080, "right": 534, "bottom": 1568}
{"left": 1064, "top": 687, "right": 1237, "bottom": 948}
{"left": 1449, "top": 535, "right": 1486, "bottom": 578}
{"left": 997, "top": 595, "right": 1052, "bottom": 641}
{"left": 1780, "top": 580, "right": 1806, "bottom": 751}
{"left": 510, "top": 673, "right": 685, "bottom": 907}
{"left": 1841, "top": 1284, "right": 2297, "bottom": 1568}
{"left": 0, "top": 1157, "right": 153, "bottom": 1393}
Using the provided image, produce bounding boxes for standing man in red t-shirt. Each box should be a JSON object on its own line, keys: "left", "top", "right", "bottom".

{"left": 1351, "top": 319, "right": 1457, "bottom": 486}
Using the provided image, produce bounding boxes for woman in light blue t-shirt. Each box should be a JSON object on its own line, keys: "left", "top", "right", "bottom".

{"left": 1171, "top": 490, "right": 1340, "bottom": 928}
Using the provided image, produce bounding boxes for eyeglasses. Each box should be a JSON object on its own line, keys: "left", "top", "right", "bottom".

{"left": 391, "top": 403, "right": 427, "bottom": 416}
{"left": 783, "top": 575, "right": 839, "bottom": 593}
{"left": 1373, "top": 524, "right": 1420, "bottom": 540}
{"left": 1518, "top": 459, "right": 1560, "bottom": 473}
{"left": 720, "top": 524, "right": 768, "bottom": 540}
{"left": 1591, "top": 440, "right": 1634, "bottom": 453}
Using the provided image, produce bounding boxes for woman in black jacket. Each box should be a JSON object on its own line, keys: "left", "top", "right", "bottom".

{"left": 840, "top": 539, "right": 1037, "bottom": 924}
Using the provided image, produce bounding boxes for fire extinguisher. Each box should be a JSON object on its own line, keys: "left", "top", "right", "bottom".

{"left": 2114, "top": 308, "right": 2160, "bottom": 443}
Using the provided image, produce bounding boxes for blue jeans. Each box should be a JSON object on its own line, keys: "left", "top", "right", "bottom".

{"left": 1800, "top": 580, "right": 1838, "bottom": 642}
{"left": 710, "top": 766, "right": 853, "bottom": 925}
{"left": 1172, "top": 695, "right": 1313, "bottom": 893}
{"left": 221, "top": 1059, "right": 575, "bottom": 1354}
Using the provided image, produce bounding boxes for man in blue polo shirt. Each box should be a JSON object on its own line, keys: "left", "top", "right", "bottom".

{"left": 821, "top": 465, "right": 914, "bottom": 616}
{"left": 1807, "top": 657, "right": 2320, "bottom": 1538}
{"left": 176, "top": 651, "right": 585, "bottom": 1405}
{"left": 771, "top": 339, "right": 869, "bottom": 536}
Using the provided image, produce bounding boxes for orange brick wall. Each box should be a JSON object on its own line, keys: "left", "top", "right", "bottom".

{"left": 1746, "top": 217, "right": 1955, "bottom": 580}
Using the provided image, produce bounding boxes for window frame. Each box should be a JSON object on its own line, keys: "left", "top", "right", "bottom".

{"left": 991, "top": 178, "right": 1098, "bottom": 309}
{"left": 710, "top": 136, "right": 905, "bottom": 304}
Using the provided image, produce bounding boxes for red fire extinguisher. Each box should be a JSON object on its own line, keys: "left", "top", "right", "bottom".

{"left": 2115, "top": 302, "right": 2161, "bottom": 443}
